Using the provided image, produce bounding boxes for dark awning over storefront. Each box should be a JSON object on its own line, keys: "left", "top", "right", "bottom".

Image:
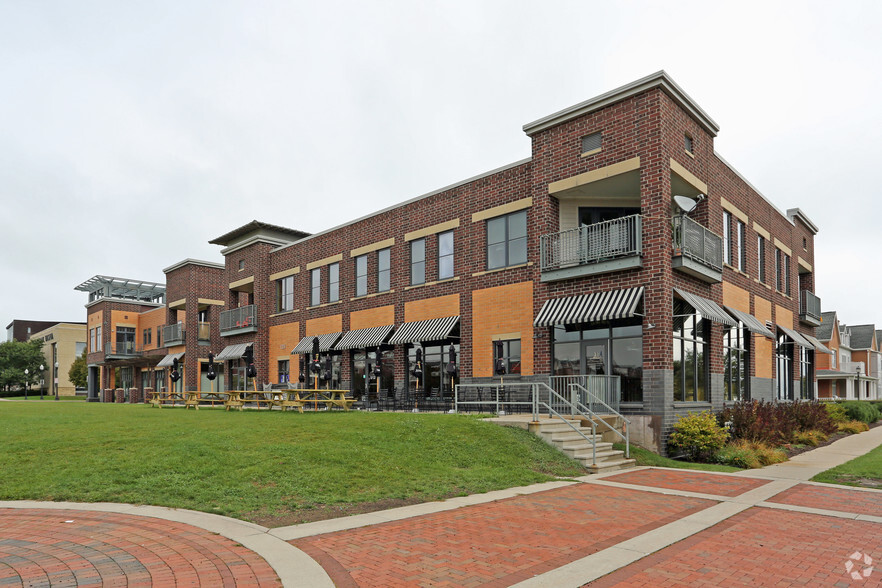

{"left": 723, "top": 306, "right": 774, "bottom": 338}
{"left": 215, "top": 343, "right": 252, "bottom": 361}
{"left": 291, "top": 333, "right": 343, "bottom": 354}
{"left": 388, "top": 316, "right": 460, "bottom": 345}
{"left": 802, "top": 333, "right": 833, "bottom": 354}
{"left": 777, "top": 325, "right": 814, "bottom": 349}
{"left": 534, "top": 286, "right": 644, "bottom": 327}
{"left": 157, "top": 352, "right": 184, "bottom": 367}
{"left": 335, "top": 325, "right": 395, "bottom": 350}
{"left": 674, "top": 288, "right": 736, "bottom": 327}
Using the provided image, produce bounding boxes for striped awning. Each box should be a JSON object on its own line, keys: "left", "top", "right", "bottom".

{"left": 674, "top": 288, "right": 736, "bottom": 327}
{"left": 215, "top": 343, "right": 252, "bottom": 361}
{"left": 724, "top": 306, "right": 774, "bottom": 338}
{"left": 802, "top": 333, "right": 833, "bottom": 355}
{"left": 388, "top": 316, "right": 460, "bottom": 345}
{"left": 157, "top": 352, "right": 184, "bottom": 367}
{"left": 778, "top": 325, "right": 813, "bottom": 349}
{"left": 292, "top": 332, "right": 343, "bottom": 354}
{"left": 534, "top": 287, "right": 644, "bottom": 327}
{"left": 335, "top": 325, "right": 395, "bottom": 350}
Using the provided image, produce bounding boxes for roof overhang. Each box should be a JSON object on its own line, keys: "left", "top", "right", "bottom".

{"left": 163, "top": 258, "right": 225, "bottom": 274}
{"left": 523, "top": 71, "right": 719, "bottom": 137}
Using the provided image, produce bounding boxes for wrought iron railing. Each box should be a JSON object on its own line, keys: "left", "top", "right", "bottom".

{"left": 672, "top": 215, "right": 722, "bottom": 271}
{"left": 105, "top": 341, "right": 142, "bottom": 356}
{"left": 540, "top": 215, "right": 642, "bottom": 272}
{"left": 220, "top": 305, "right": 257, "bottom": 334}
{"left": 162, "top": 323, "right": 185, "bottom": 345}
{"left": 548, "top": 375, "right": 620, "bottom": 413}
{"left": 198, "top": 322, "right": 211, "bottom": 341}
{"left": 800, "top": 290, "right": 821, "bottom": 321}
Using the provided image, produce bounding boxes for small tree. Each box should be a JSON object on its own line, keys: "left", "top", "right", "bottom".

{"left": 69, "top": 348, "right": 88, "bottom": 389}
{"left": 0, "top": 340, "right": 47, "bottom": 391}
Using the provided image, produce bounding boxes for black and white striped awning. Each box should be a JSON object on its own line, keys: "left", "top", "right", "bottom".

{"left": 388, "top": 316, "right": 460, "bottom": 345}
{"left": 674, "top": 288, "right": 736, "bottom": 327}
{"left": 215, "top": 343, "right": 252, "bottom": 361}
{"left": 777, "top": 325, "right": 814, "bottom": 349}
{"left": 803, "top": 334, "right": 833, "bottom": 355}
{"left": 724, "top": 306, "right": 774, "bottom": 338}
{"left": 292, "top": 333, "right": 343, "bottom": 354}
{"left": 335, "top": 325, "right": 395, "bottom": 350}
{"left": 534, "top": 287, "right": 644, "bottom": 327}
{"left": 157, "top": 352, "right": 184, "bottom": 367}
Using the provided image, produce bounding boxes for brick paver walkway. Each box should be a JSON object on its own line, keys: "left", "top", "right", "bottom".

{"left": 291, "top": 483, "right": 716, "bottom": 587}
{"left": 586, "top": 507, "right": 882, "bottom": 587}
{"left": 0, "top": 509, "right": 281, "bottom": 587}
{"left": 766, "top": 482, "right": 882, "bottom": 517}
{"left": 602, "top": 468, "right": 770, "bottom": 497}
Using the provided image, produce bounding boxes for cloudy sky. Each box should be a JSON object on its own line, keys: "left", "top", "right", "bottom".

{"left": 2, "top": 1, "right": 880, "bottom": 332}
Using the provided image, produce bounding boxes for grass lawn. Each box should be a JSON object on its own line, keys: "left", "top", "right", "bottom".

{"left": 1, "top": 395, "right": 85, "bottom": 401}
{"left": 0, "top": 403, "right": 585, "bottom": 524}
{"left": 811, "top": 442, "right": 882, "bottom": 488}
{"left": 614, "top": 443, "right": 741, "bottom": 473}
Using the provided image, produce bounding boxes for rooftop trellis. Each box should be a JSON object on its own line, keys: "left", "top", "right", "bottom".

{"left": 75, "top": 275, "right": 166, "bottom": 304}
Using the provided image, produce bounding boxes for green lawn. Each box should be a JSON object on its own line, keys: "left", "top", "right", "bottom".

{"left": 811, "top": 442, "right": 882, "bottom": 488}
{"left": 0, "top": 403, "right": 585, "bottom": 522}
{"left": 2, "top": 395, "right": 85, "bottom": 401}
{"left": 614, "top": 443, "right": 741, "bottom": 473}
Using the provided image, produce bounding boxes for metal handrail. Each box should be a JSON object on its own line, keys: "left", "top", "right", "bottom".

{"left": 220, "top": 305, "right": 257, "bottom": 333}
{"left": 549, "top": 375, "right": 620, "bottom": 413}
{"left": 800, "top": 290, "right": 821, "bottom": 320}
{"left": 569, "top": 383, "right": 630, "bottom": 458}
{"left": 672, "top": 215, "right": 722, "bottom": 271}
{"left": 453, "top": 383, "right": 537, "bottom": 414}
{"left": 533, "top": 382, "right": 601, "bottom": 465}
{"left": 540, "top": 214, "right": 642, "bottom": 272}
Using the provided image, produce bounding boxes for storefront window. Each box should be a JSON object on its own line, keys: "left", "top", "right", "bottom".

{"left": 723, "top": 323, "right": 748, "bottom": 402}
{"left": 673, "top": 299, "right": 707, "bottom": 402}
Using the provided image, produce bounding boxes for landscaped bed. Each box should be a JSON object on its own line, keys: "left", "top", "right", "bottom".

{"left": 0, "top": 403, "right": 585, "bottom": 525}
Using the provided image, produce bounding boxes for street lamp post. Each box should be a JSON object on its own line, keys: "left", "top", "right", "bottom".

{"left": 40, "top": 364, "right": 45, "bottom": 400}
{"left": 23, "top": 368, "right": 29, "bottom": 400}
{"left": 54, "top": 361, "right": 59, "bottom": 401}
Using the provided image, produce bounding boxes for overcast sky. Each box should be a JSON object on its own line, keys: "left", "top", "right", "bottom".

{"left": 2, "top": 1, "right": 880, "bottom": 332}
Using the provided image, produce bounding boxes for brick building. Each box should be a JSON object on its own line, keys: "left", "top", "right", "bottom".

{"left": 76, "top": 72, "right": 825, "bottom": 453}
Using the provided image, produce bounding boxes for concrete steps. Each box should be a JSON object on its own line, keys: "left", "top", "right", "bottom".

{"left": 489, "top": 414, "right": 636, "bottom": 474}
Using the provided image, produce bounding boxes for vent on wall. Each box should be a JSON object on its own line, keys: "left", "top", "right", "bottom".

{"left": 581, "top": 132, "right": 601, "bottom": 154}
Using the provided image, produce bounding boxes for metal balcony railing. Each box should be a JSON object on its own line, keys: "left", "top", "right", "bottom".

{"left": 800, "top": 290, "right": 821, "bottom": 322}
{"left": 198, "top": 322, "right": 211, "bottom": 342}
{"left": 540, "top": 215, "right": 642, "bottom": 272}
{"left": 672, "top": 215, "right": 722, "bottom": 271}
{"left": 220, "top": 305, "right": 257, "bottom": 334}
{"left": 105, "top": 341, "right": 142, "bottom": 357}
{"left": 162, "top": 323, "right": 185, "bottom": 346}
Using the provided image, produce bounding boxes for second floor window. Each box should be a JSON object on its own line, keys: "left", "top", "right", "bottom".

{"left": 143, "top": 328, "right": 152, "bottom": 346}
{"left": 411, "top": 239, "right": 426, "bottom": 285}
{"left": 355, "top": 255, "right": 368, "bottom": 297}
{"left": 377, "top": 248, "right": 390, "bottom": 292}
{"left": 311, "top": 268, "right": 321, "bottom": 306}
{"left": 438, "top": 231, "right": 454, "bottom": 280}
{"left": 328, "top": 262, "right": 340, "bottom": 302}
{"left": 487, "top": 210, "right": 527, "bottom": 270}
{"left": 722, "top": 211, "right": 732, "bottom": 266}
{"left": 736, "top": 220, "right": 746, "bottom": 272}
{"left": 276, "top": 275, "right": 294, "bottom": 312}
{"left": 757, "top": 235, "right": 766, "bottom": 283}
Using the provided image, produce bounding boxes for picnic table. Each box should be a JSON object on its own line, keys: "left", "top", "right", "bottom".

{"left": 149, "top": 390, "right": 184, "bottom": 408}
{"left": 293, "top": 389, "right": 356, "bottom": 411}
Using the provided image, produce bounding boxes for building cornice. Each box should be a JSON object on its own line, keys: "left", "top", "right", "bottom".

{"left": 163, "top": 258, "right": 225, "bottom": 274}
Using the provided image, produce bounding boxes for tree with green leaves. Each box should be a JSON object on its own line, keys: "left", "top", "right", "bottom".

{"left": 0, "top": 340, "right": 47, "bottom": 392}
{"left": 69, "top": 348, "right": 88, "bottom": 389}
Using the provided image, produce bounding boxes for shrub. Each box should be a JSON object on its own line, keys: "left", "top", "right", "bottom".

{"left": 752, "top": 442, "right": 788, "bottom": 465}
{"left": 841, "top": 401, "right": 881, "bottom": 425}
{"left": 720, "top": 400, "right": 837, "bottom": 444}
{"left": 824, "top": 402, "right": 849, "bottom": 423}
{"left": 668, "top": 411, "right": 729, "bottom": 462}
{"left": 793, "top": 429, "right": 829, "bottom": 447}
{"left": 715, "top": 441, "right": 761, "bottom": 469}
{"left": 838, "top": 420, "right": 870, "bottom": 434}
{"left": 784, "top": 401, "right": 838, "bottom": 435}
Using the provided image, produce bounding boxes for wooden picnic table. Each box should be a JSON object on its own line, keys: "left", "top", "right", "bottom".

{"left": 149, "top": 390, "right": 184, "bottom": 408}
{"left": 292, "top": 389, "right": 356, "bottom": 411}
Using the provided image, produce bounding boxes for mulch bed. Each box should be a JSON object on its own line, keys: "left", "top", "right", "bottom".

{"left": 782, "top": 420, "right": 882, "bottom": 458}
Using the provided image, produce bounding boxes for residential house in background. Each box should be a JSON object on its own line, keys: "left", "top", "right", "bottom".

{"left": 816, "top": 312, "right": 879, "bottom": 400}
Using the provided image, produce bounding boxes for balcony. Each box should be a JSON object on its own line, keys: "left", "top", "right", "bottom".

{"left": 198, "top": 321, "right": 211, "bottom": 343}
{"left": 220, "top": 305, "right": 257, "bottom": 336}
{"left": 672, "top": 215, "right": 722, "bottom": 283}
{"left": 799, "top": 290, "right": 822, "bottom": 327}
{"left": 539, "top": 215, "right": 642, "bottom": 282}
{"left": 104, "top": 340, "right": 142, "bottom": 359}
{"left": 162, "top": 323, "right": 185, "bottom": 347}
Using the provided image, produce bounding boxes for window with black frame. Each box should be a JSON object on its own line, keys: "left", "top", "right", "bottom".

{"left": 673, "top": 298, "right": 708, "bottom": 402}
{"left": 486, "top": 210, "right": 527, "bottom": 270}
{"left": 799, "top": 346, "right": 813, "bottom": 400}
{"left": 278, "top": 360, "right": 289, "bottom": 384}
{"left": 776, "top": 332, "right": 794, "bottom": 400}
{"left": 493, "top": 340, "right": 521, "bottom": 374}
{"left": 276, "top": 275, "right": 294, "bottom": 313}
{"left": 723, "top": 323, "right": 748, "bottom": 401}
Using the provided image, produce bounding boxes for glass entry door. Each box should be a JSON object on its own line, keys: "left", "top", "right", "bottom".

{"left": 583, "top": 341, "right": 608, "bottom": 375}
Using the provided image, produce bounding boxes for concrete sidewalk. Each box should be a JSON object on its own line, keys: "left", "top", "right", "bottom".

{"left": 0, "top": 424, "right": 880, "bottom": 587}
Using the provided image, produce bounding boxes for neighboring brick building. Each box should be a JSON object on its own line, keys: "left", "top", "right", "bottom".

{"left": 75, "top": 72, "right": 825, "bottom": 453}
